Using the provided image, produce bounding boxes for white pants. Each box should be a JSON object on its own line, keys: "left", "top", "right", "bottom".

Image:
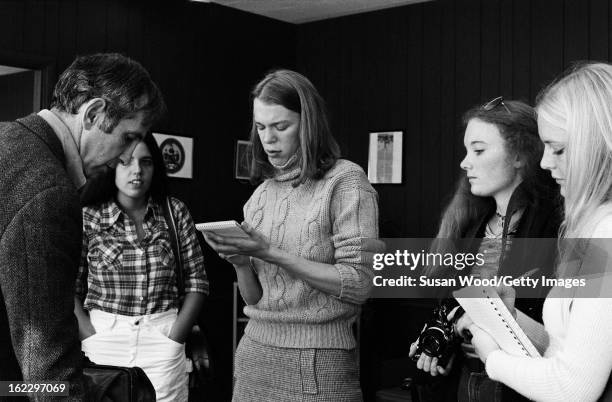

{"left": 81, "top": 309, "right": 189, "bottom": 402}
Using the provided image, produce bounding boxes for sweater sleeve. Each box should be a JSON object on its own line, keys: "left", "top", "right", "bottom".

{"left": 486, "top": 298, "right": 612, "bottom": 402}
{"left": 329, "top": 169, "right": 379, "bottom": 305}
{"left": 486, "top": 213, "right": 612, "bottom": 402}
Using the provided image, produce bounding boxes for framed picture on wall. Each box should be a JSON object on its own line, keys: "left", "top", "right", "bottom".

{"left": 367, "top": 131, "right": 403, "bottom": 184}
{"left": 235, "top": 140, "right": 252, "bottom": 180}
{"left": 152, "top": 133, "right": 194, "bottom": 179}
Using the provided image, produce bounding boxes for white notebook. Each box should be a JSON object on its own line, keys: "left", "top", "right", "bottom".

{"left": 453, "top": 286, "right": 540, "bottom": 358}
{"left": 195, "top": 220, "right": 249, "bottom": 238}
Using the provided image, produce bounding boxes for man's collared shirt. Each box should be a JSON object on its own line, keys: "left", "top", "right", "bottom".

{"left": 37, "top": 109, "right": 87, "bottom": 189}
{"left": 76, "top": 197, "right": 208, "bottom": 316}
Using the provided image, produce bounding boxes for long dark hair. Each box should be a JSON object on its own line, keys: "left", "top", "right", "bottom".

{"left": 84, "top": 134, "right": 169, "bottom": 206}
{"left": 248, "top": 69, "right": 341, "bottom": 185}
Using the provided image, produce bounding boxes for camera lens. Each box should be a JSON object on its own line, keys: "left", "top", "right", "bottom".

{"left": 422, "top": 336, "right": 441, "bottom": 355}
{"left": 421, "top": 327, "right": 446, "bottom": 355}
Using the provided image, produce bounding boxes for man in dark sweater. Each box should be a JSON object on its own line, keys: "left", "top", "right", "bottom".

{"left": 0, "top": 53, "right": 165, "bottom": 399}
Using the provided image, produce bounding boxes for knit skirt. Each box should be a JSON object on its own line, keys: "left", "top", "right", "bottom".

{"left": 232, "top": 335, "right": 363, "bottom": 402}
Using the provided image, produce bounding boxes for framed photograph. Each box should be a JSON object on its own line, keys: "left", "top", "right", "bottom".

{"left": 152, "top": 133, "right": 193, "bottom": 179}
{"left": 367, "top": 131, "right": 403, "bottom": 184}
{"left": 235, "top": 140, "right": 252, "bottom": 180}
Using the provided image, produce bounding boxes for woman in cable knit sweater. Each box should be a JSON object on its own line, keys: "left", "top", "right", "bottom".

{"left": 203, "top": 69, "right": 379, "bottom": 401}
{"left": 467, "top": 63, "right": 612, "bottom": 402}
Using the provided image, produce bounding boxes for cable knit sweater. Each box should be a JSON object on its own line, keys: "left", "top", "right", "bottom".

{"left": 242, "top": 159, "right": 379, "bottom": 349}
{"left": 485, "top": 213, "right": 612, "bottom": 402}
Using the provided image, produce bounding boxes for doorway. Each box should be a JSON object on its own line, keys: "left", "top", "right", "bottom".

{"left": 0, "top": 65, "right": 42, "bottom": 121}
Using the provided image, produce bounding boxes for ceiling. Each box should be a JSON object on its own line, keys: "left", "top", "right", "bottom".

{"left": 193, "top": 0, "right": 433, "bottom": 24}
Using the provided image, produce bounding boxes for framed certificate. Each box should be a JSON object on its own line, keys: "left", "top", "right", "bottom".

{"left": 367, "top": 131, "right": 403, "bottom": 184}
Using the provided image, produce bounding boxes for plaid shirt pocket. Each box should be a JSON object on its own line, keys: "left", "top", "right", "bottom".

{"left": 157, "top": 240, "right": 174, "bottom": 267}
{"left": 89, "top": 236, "right": 123, "bottom": 271}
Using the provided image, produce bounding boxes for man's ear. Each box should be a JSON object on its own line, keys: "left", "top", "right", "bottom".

{"left": 82, "top": 98, "right": 106, "bottom": 130}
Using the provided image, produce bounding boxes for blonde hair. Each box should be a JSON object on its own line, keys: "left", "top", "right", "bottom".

{"left": 536, "top": 62, "right": 612, "bottom": 238}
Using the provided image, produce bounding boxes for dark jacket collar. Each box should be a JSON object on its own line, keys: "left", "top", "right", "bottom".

{"left": 466, "top": 182, "right": 536, "bottom": 239}
{"left": 16, "top": 114, "right": 65, "bottom": 166}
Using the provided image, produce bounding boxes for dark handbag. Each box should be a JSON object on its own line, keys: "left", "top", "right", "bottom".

{"left": 84, "top": 360, "right": 156, "bottom": 402}
{"left": 162, "top": 197, "right": 213, "bottom": 396}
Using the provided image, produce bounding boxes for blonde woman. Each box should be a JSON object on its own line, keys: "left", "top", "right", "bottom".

{"left": 467, "top": 62, "right": 612, "bottom": 402}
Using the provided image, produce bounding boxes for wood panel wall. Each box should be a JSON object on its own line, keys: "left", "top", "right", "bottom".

{"left": 297, "top": 0, "right": 610, "bottom": 238}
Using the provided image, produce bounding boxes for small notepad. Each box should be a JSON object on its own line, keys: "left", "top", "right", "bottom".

{"left": 196, "top": 220, "right": 249, "bottom": 238}
{"left": 453, "top": 286, "right": 540, "bottom": 358}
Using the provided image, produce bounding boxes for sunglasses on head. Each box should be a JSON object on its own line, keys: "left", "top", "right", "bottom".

{"left": 482, "top": 96, "right": 511, "bottom": 114}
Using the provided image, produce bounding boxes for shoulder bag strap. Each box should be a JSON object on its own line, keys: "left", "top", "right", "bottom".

{"left": 162, "top": 197, "right": 185, "bottom": 304}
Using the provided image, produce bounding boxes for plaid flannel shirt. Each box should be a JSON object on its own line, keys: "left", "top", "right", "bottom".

{"left": 76, "top": 197, "right": 208, "bottom": 316}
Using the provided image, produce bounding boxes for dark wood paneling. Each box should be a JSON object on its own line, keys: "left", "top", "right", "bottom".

{"left": 564, "top": 0, "right": 589, "bottom": 68}
{"left": 296, "top": 0, "right": 611, "bottom": 238}
{"left": 440, "top": 0, "right": 457, "bottom": 219}
{"left": 531, "top": 0, "right": 563, "bottom": 99}
{"left": 513, "top": 0, "right": 531, "bottom": 101}
{"left": 0, "top": 1, "right": 23, "bottom": 50}
{"left": 420, "top": 1, "right": 443, "bottom": 237}
{"left": 452, "top": 0, "right": 482, "bottom": 233}
{"left": 590, "top": 0, "right": 609, "bottom": 61}
{"left": 481, "top": 0, "right": 502, "bottom": 99}
{"left": 75, "top": 0, "right": 107, "bottom": 53}
{"left": 23, "top": 0, "right": 45, "bottom": 55}
{"left": 125, "top": 1, "right": 145, "bottom": 62}
{"left": 454, "top": 0, "right": 481, "bottom": 117}
{"left": 609, "top": 0, "right": 612, "bottom": 60}
{"left": 404, "top": 6, "right": 424, "bottom": 237}
{"left": 57, "top": 0, "right": 78, "bottom": 70}
{"left": 105, "top": 0, "right": 130, "bottom": 53}
{"left": 500, "top": 0, "right": 514, "bottom": 97}
{"left": 43, "top": 0, "right": 60, "bottom": 57}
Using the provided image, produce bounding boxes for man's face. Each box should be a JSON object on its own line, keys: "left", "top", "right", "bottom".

{"left": 80, "top": 110, "right": 148, "bottom": 177}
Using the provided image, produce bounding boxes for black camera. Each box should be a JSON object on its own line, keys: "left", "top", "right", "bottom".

{"left": 411, "top": 300, "right": 465, "bottom": 367}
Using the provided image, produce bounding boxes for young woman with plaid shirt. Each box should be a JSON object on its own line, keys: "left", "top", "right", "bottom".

{"left": 74, "top": 134, "right": 208, "bottom": 402}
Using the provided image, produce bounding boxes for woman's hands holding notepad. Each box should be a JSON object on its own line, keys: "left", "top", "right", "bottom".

{"left": 218, "top": 253, "right": 251, "bottom": 267}
{"left": 202, "top": 221, "right": 271, "bottom": 261}
{"left": 460, "top": 283, "right": 521, "bottom": 363}
{"left": 202, "top": 222, "right": 266, "bottom": 305}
